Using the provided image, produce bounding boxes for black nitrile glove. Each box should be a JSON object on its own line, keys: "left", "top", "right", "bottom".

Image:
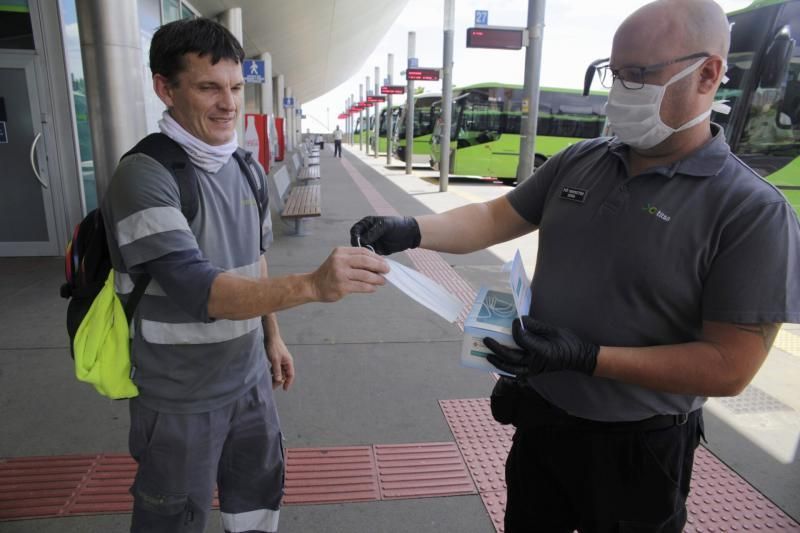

{"left": 349, "top": 216, "right": 421, "bottom": 255}
{"left": 484, "top": 316, "right": 599, "bottom": 377}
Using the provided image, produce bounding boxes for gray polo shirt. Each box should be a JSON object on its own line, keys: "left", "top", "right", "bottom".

{"left": 103, "top": 152, "right": 272, "bottom": 414}
{"left": 507, "top": 125, "right": 800, "bottom": 422}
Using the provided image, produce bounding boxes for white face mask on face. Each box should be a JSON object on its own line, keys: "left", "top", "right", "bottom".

{"left": 605, "top": 58, "right": 719, "bottom": 150}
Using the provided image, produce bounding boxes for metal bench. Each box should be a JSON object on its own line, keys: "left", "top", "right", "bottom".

{"left": 298, "top": 165, "right": 320, "bottom": 180}
{"left": 272, "top": 166, "right": 321, "bottom": 235}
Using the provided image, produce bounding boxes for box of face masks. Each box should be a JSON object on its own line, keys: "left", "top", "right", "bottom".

{"left": 461, "top": 287, "right": 517, "bottom": 376}
{"left": 460, "top": 250, "right": 531, "bottom": 377}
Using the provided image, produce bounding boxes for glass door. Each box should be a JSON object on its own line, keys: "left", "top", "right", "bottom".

{"left": 0, "top": 51, "right": 59, "bottom": 255}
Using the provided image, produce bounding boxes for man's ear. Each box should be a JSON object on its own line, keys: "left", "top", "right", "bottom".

{"left": 698, "top": 56, "right": 725, "bottom": 95}
{"left": 153, "top": 74, "right": 175, "bottom": 108}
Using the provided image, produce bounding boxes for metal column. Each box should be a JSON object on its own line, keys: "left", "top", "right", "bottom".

{"left": 365, "top": 76, "right": 370, "bottom": 154}
{"left": 516, "top": 0, "right": 546, "bottom": 183}
{"left": 274, "top": 74, "right": 285, "bottom": 120}
{"left": 260, "top": 52, "right": 273, "bottom": 116}
{"left": 286, "top": 86, "right": 294, "bottom": 151}
{"left": 350, "top": 93, "right": 355, "bottom": 144}
{"left": 386, "top": 53, "right": 393, "bottom": 165}
{"left": 75, "top": 0, "right": 146, "bottom": 199}
{"left": 439, "top": 0, "right": 455, "bottom": 191}
{"left": 373, "top": 66, "right": 380, "bottom": 158}
{"left": 218, "top": 8, "right": 244, "bottom": 143}
{"left": 359, "top": 83, "right": 364, "bottom": 150}
{"left": 406, "top": 32, "right": 415, "bottom": 175}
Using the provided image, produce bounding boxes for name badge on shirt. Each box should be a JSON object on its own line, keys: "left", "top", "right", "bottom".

{"left": 560, "top": 186, "right": 587, "bottom": 203}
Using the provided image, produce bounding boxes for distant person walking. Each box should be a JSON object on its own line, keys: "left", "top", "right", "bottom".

{"left": 333, "top": 125, "right": 343, "bottom": 158}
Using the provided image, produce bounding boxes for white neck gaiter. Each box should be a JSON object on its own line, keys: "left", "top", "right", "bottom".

{"left": 158, "top": 110, "right": 238, "bottom": 174}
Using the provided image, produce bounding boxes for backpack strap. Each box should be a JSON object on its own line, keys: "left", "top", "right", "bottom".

{"left": 124, "top": 274, "right": 151, "bottom": 324}
{"left": 233, "top": 148, "right": 269, "bottom": 253}
{"left": 120, "top": 133, "right": 198, "bottom": 322}
{"left": 123, "top": 133, "right": 199, "bottom": 223}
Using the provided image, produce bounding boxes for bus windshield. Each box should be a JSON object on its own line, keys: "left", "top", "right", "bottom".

{"left": 397, "top": 97, "right": 438, "bottom": 137}
{"left": 716, "top": 2, "right": 800, "bottom": 158}
{"left": 379, "top": 107, "right": 401, "bottom": 135}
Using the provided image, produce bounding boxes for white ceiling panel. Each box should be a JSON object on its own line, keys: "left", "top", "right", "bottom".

{"left": 187, "top": 0, "right": 409, "bottom": 103}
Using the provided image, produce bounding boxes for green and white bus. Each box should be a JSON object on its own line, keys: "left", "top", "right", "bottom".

{"left": 585, "top": 0, "right": 800, "bottom": 214}
{"left": 429, "top": 83, "right": 608, "bottom": 182}
{"left": 393, "top": 92, "right": 441, "bottom": 167}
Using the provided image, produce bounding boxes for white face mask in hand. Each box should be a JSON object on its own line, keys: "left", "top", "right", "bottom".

{"left": 605, "top": 59, "right": 730, "bottom": 150}
{"left": 383, "top": 258, "right": 464, "bottom": 323}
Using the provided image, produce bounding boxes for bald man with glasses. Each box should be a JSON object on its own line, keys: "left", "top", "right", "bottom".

{"left": 350, "top": 1, "right": 800, "bottom": 531}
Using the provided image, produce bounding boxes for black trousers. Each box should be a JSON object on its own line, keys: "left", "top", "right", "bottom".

{"left": 503, "top": 391, "right": 703, "bottom": 533}
{"left": 334, "top": 139, "right": 342, "bottom": 157}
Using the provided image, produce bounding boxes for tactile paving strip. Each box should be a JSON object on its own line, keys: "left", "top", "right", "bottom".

{"left": 440, "top": 398, "right": 512, "bottom": 496}
{"left": 283, "top": 446, "right": 379, "bottom": 505}
{"left": 374, "top": 442, "right": 475, "bottom": 499}
{"left": 0, "top": 454, "right": 133, "bottom": 520}
{"left": 686, "top": 447, "right": 800, "bottom": 532}
{"left": 717, "top": 385, "right": 794, "bottom": 414}
{"left": 440, "top": 398, "right": 800, "bottom": 533}
{"left": 0, "top": 454, "right": 220, "bottom": 520}
{"left": 480, "top": 490, "right": 506, "bottom": 533}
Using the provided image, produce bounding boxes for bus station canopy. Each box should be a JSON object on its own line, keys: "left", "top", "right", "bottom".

{"left": 187, "top": 0, "right": 409, "bottom": 103}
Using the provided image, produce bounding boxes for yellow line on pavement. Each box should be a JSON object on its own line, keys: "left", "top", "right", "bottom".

{"left": 774, "top": 327, "right": 800, "bottom": 358}
{"left": 450, "top": 188, "right": 486, "bottom": 204}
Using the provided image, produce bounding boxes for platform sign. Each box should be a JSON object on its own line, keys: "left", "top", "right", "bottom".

{"left": 475, "top": 10, "right": 489, "bottom": 26}
{"left": 381, "top": 85, "right": 406, "bottom": 95}
{"left": 283, "top": 97, "right": 294, "bottom": 107}
{"left": 0, "top": 121, "right": 7, "bottom": 144}
{"left": 466, "top": 26, "right": 525, "bottom": 50}
{"left": 406, "top": 68, "right": 440, "bottom": 81}
{"left": 367, "top": 95, "right": 386, "bottom": 103}
{"left": 408, "top": 57, "right": 418, "bottom": 68}
{"left": 243, "top": 60, "right": 265, "bottom": 83}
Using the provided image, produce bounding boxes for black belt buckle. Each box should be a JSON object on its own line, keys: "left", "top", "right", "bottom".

{"left": 675, "top": 413, "right": 689, "bottom": 426}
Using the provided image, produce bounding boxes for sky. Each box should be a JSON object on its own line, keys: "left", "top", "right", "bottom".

{"left": 302, "top": 0, "right": 752, "bottom": 132}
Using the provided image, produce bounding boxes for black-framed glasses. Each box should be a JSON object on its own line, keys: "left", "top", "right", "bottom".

{"left": 596, "top": 52, "right": 711, "bottom": 89}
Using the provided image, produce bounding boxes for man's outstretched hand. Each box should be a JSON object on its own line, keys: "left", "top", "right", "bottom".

{"left": 349, "top": 216, "right": 421, "bottom": 255}
{"left": 484, "top": 316, "right": 599, "bottom": 377}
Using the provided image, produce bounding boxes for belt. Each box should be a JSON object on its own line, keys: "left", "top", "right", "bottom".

{"left": 541, "top": 411, "right": 694, "bottom": 433}
{"left": 513, "top": 386, "right": 697, "bottom": 433}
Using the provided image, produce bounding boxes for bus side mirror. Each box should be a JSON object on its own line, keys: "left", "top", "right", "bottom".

{"left": 583, "top": 58, "right": 609, "bottom": 96}
{"left": 760, "top": 26, "right": 794, "bottom": 89}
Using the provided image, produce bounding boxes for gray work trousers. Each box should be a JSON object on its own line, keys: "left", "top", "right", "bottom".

{"left": 129, "top": 372, "right": 284, "bottom": 533}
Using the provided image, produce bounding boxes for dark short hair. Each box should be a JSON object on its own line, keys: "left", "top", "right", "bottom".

{"left": 149, "top": 18, "right": 245, "bottom": 84}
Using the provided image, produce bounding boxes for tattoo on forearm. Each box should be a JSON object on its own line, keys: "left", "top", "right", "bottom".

{"left": 735, "top": 324, "right": 780, "bottom": 351}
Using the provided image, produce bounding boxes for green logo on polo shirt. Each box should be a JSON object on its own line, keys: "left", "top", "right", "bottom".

{"left": 643, "top": 204, "right": 671, "bottom": 222}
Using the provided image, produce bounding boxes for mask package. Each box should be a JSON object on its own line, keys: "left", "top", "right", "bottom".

{"left": 460, "top": 250, "right": 531, "bottom": 376}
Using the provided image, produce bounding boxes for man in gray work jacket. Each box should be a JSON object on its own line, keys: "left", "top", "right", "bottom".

{"left": 351, "top": 1, "right": 800, "bottom": 531}
{"left": 103, "top": 18, "right": 388, "bottom": 533}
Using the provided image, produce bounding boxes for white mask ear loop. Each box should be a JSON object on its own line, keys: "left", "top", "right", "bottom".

{"left": 356, "top": 236, "right": 375, "bottom": 253}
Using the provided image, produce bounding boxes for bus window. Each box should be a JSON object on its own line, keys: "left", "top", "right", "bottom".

{"left": 739, "top": 2, "right": 800, "bottom": 156}
{"left": 461, "top": 100, "right": 501, "bottom": 145}
{"left": 712, "top": 8, "right": 771, "bottom": 135}
{"left": 537, "top": 103, "right": 554, "bottom": 136}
